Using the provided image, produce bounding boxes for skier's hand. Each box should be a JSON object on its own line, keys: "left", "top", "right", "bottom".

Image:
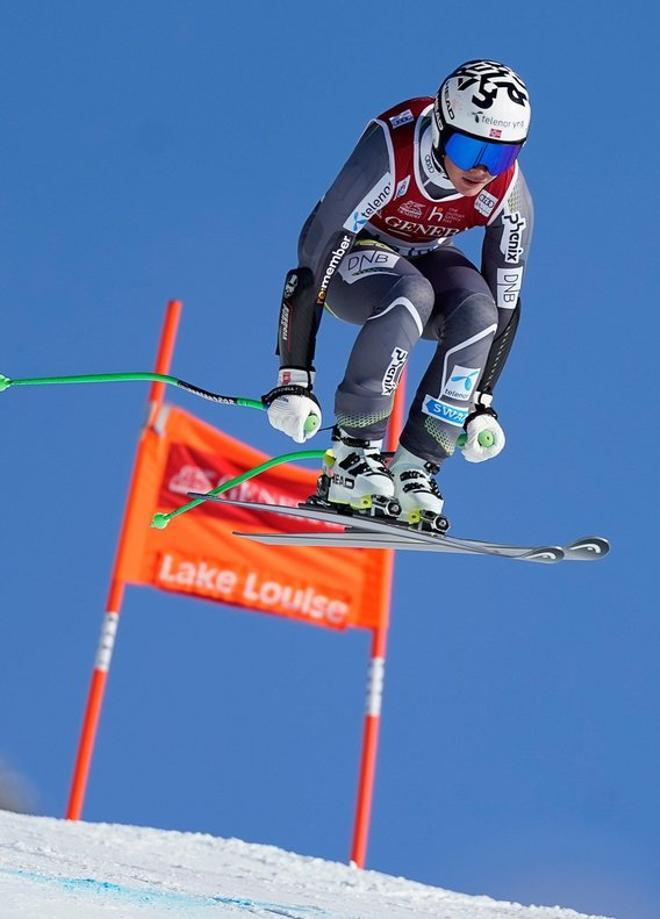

{"left": 460, "top": 405, "right": 505, "bottom": 463}
{"left": 263, "top": 368, "right": 322, "bottom": 444}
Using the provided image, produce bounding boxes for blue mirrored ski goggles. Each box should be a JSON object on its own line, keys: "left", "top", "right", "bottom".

{"left": 443, "top": 131, "right": 524, "bottom": 176}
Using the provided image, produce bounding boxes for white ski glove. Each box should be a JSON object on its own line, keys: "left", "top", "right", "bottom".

{"left": 461, "top": 405, "right": 506, "bottom": 463}
{"left": 263, "top": 368, "right": 322, "bottom": 444}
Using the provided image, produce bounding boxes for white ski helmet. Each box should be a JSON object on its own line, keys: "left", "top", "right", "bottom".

{"left": 432, "top": 60, "right": 531, "bottom": 175}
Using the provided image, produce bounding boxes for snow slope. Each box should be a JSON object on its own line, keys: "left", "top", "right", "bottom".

{"left": 0, "top": 811, "right": 614, "bottom": 919}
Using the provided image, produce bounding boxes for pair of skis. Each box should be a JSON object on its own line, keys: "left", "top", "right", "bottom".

{"left": 188, "top": 494, "right": 609, "bottom": 565}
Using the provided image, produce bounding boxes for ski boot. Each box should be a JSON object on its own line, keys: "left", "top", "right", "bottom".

{"left": 389, "top": 445, "right": 450, "bottom": 533}
{"left": 311, "top": 427, "right": 401, "bottom": 519}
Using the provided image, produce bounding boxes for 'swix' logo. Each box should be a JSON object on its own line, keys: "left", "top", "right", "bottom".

{"left": 422, "top": 396, "right": 468, "bottom": 427}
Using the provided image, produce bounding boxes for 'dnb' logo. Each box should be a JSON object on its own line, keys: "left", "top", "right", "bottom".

{"left": 442, "top": 365, "right": 480, "bottom": 402}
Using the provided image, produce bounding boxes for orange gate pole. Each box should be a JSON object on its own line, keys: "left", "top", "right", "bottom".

{"left": 66, "top": 299, "right": 182, "bottom": 820}
{"left": 349, "top": 373, "right": 406, "bottom": 867}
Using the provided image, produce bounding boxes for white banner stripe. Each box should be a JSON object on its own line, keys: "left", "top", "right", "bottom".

{"left": 366, "top": 657, "right": 385, "bottom": 716}
{"left": 94, "top": 612, "right": 119, "bottom": 672}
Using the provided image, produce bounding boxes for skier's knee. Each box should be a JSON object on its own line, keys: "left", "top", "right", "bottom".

{"left": 374, "top": 274, "right": 435, "bottom": 329}
{"left": 461, "top": 291, "right": 498, "bottom": 332}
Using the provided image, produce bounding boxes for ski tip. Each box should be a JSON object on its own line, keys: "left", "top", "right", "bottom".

{"left": 565, "top": 536, "right": 610, "bottom": 560}
{"left": 188, "top": 491, "right": 215, "bottom": 501}
{"left": 0, "top": 373, "right": 11, "bottom": 392}
{"left": 232, "top": 531, "right": 261, "bottom": 541}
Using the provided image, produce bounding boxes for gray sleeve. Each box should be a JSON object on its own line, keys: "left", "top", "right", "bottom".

{"left": 276, "top": 123, "right": 393, "bottom": 369}
{"left": 481, "top": 166, "right": 533, "bottom": 310}
{"left": 297, "top": 122, "right": 392, "bottom": 274}
{"left": 478, "top": 167, "right": 534, "bottom": 396}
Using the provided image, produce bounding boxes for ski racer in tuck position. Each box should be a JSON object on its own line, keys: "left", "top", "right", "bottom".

{"left": 264, "top": 59, "right": 533, "bottom": 531}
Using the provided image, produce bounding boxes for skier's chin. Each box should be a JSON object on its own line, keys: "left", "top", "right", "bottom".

{"left": 454, "top": 174, "right": 490, "bottom": 196}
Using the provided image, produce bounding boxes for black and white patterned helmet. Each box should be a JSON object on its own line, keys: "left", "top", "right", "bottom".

{"left": 433, "top": 59, "right": 531, "bottom": 153}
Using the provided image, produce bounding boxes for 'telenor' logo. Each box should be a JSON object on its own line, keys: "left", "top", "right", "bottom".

{"left": 450, "top": 370, "right": 478, "bottom": 392}
{"left": 442, "top": 365, "right": 480, "bottom": 402}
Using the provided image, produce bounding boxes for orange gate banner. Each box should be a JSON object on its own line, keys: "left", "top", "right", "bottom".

{"left": 115, "top": 405, "right": 389, "bottom": 631}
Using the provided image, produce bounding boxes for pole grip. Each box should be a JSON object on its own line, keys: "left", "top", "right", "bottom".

{"left": 303, "top": 414, "right": 320, "bottom": 435}
{"left": 457, "top": 430, "right": 495, "bottom": 449}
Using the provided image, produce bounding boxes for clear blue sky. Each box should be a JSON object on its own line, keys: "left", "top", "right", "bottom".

{"left": 1, "top": 3, "right": 657, "bottom": 918}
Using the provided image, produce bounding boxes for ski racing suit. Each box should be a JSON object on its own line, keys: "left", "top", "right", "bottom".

{"left": 275, "top": 96, "right": 533, "bottom": 464}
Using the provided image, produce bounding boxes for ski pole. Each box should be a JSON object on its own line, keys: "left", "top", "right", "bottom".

{"left": 150, "top": 449, "right": 325, "bottom": 530}
{"left": 0, "top": 370, "right": 320, "bottom": 435}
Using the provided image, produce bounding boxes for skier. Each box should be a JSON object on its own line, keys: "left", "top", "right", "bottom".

{"left": 264, "top": 59, "right": 533, "bottom": 528}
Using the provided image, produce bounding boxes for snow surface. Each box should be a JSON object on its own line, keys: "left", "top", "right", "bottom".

{"left": 0, "top": 810, "right": 614, "bottom": 919}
